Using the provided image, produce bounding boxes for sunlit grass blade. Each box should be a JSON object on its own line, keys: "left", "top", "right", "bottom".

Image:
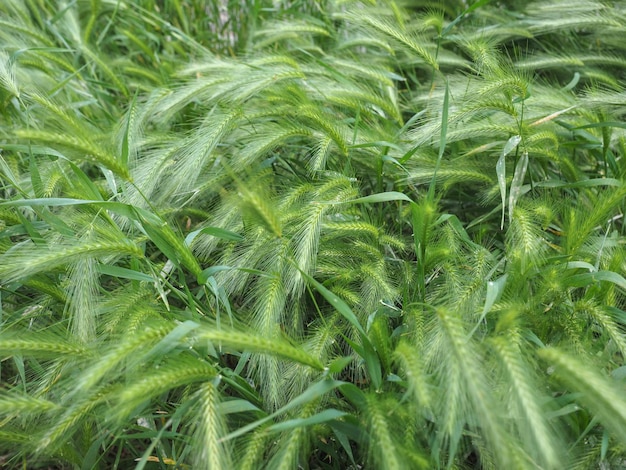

{"left": 497, "top": 135, "right": 521, "bottom": 229}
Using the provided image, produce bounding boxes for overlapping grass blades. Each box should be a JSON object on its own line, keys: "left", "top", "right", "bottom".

{"left": 1, "top": 0, "right": 626, "bottom": 468}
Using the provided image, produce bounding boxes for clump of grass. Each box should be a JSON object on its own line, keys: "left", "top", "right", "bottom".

{"left": 1, "top": 0, "right": 626, "bottom": 468}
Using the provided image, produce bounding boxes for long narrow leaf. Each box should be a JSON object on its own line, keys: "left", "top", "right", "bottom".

{"left": 508, "top": 151, "right": 528, "bottom": 223}
{"left": 267, "top": 409, "right": 348, "bottom": 433}
{"left": 497, "top": 135, "right": 521, "bottom": 229}
{"left": 221, "top": 380, "right": 345, "bottom": 442}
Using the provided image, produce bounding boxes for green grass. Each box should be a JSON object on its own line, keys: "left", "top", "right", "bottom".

{"left": 1, "top": 0, "right": 626, "bottom": 468}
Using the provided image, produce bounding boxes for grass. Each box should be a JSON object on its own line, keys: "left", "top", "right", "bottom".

{"left": 1, "top": 0, "right": 626, "bottom": 468}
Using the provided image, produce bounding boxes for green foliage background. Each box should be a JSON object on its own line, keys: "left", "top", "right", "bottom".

{"left": 1, "top": 0, "right": 626, "bottom": 468}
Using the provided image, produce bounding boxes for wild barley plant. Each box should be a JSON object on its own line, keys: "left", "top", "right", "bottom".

{"left": 1, "top": 0, "right": 626, "bottom": 468}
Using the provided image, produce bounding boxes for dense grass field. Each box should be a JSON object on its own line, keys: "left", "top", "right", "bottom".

{"left": 1, "top": 0, "right": 626, "bottom": 468}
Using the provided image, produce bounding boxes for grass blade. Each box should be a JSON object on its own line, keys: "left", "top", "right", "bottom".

{"left": 497, "top": 135, "right": 521, "bottom": 229}
{"left": 508, "top": 151, "right": 528, "bottom": 223}
{"left": 221, "top": 380, "right": 345, "bottom": 442}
